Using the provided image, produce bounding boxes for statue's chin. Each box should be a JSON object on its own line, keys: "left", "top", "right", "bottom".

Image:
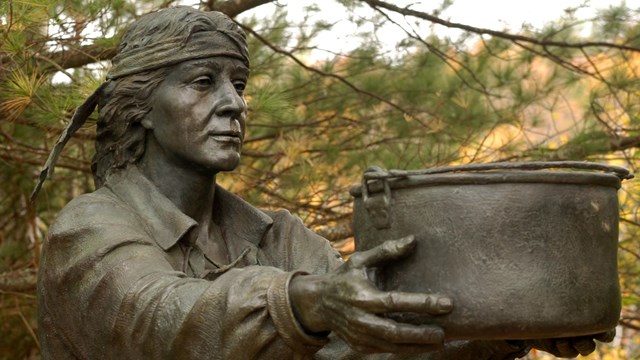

{"left": 210, "top": 155, "right": 241, "bottom": 174}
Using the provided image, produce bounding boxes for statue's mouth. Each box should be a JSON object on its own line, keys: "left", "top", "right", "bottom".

{"left": 209, "top": 131, "right": 242, "bottom": 144}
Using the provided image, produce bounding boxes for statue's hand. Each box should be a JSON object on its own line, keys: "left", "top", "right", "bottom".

{"left": 289, "top": 235, "right": 453, "bottom": 354}
{"left": 526, "top": 329, "right": 615, "bottom": 358}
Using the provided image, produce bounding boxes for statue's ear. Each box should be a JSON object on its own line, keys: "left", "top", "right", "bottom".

{"left": 141, "top": 117, "right": 154, "bottom": 130}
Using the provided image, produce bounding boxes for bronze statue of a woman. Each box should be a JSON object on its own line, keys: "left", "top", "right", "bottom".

{"left": 34, "top": 7, "right": 611, "bottom": 359}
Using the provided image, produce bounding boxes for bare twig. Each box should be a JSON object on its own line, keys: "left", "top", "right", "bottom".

{"left": 360, "top": 0, "right": 640, "bottom": 52}
{"left": 370, "top": 6, "right": 495, "bottom": 97}
{"left": 621, "top": 218, "right": 640, "bottom": 227}
{"left": 620, "top": 244, "right": 640, "bottom": 261}
{"left": 238, "top": 23, "right": 434, "bottom": 127}
{"left": 33, "top": 54, "right": 76, "bottom": 82}
{"left": 41, "top": 42, "right": 117, "bottom": 72}
{"left": 15, "top": 298, "right": 40, "bottom": 349}
{"left": 0, "top": 152, "right": 91, "bottom": 174}
{"left": 620, "top": 318, "right": 640, "bottom": 331}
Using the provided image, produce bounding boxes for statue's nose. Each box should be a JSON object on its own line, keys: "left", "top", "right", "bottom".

{"left": 215, "top": 82, "right": 246, "bottom": 118}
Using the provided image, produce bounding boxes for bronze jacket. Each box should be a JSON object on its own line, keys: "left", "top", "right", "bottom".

{"left": 38, "top": 165, "right": 344, "bottom": 359}
{"left": 38, "top": 166, "right": 527, "bottom": 360}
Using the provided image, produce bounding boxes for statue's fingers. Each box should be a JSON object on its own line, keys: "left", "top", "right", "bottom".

{"left": 555, "top": 339, "right": 579, "bottom": 358}
{"left": 349, "top": 235, "right": 415, "bottom": 268}
{"left": 594, "top": 329, "right": 616, "bottom": 342}
{"left": 340, "top": 330, "right": 393, "bottom": 354}
{"left": 325, "top": 307, "right": 382, "bottom": 353}
{"left": 572, "top": 338, "right": 596, "bottom": 356}
{"left": 358, "top": 290, "right": 453, "bottom": 315}
{"left": 354, "top": 311, "right": 445, "bottom": 346}
{"left": 331, "top": 307, "right": 442, "bottom": 354}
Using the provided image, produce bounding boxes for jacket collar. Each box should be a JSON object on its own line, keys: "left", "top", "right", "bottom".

{"left": 104, "top": 165, "right": 273, "bottom": 252}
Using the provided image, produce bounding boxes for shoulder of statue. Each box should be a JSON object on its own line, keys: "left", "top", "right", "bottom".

{"left": 49, "top": 187, "right": 139, "bottom": 236}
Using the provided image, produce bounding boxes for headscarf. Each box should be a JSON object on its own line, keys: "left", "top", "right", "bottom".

{"left": 31, "top": 7, "right": 249, "bottom": 201}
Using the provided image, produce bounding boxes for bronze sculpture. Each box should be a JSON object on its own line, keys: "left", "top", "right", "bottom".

{"left": 33, "top": 7, "right": 614, "bottom": 359}
{"left": 353, "top": 163, "right": 630, "bottom": 339}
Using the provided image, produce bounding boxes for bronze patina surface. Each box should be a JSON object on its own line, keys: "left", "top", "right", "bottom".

{"left": 352, "top": 162, "right": 631, "bottom": 340}
{"left": 34, "top": 7, "right": 616, "bottom": 360}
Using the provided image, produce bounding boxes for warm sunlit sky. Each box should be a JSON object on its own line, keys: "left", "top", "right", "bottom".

{"left": 52, "top": 0, "right": 639, "bottom": 82}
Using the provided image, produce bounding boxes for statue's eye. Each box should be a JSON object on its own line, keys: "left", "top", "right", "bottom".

{"left": 233, "top": 80, "right": 246, "bottom": 94}
{"left": 191, "top": 76, "right": 212, "bottom": 88}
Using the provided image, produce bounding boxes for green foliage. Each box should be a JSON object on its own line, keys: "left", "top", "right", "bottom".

{"left": 596, "top": 3, "right": 634, "bottom": 39}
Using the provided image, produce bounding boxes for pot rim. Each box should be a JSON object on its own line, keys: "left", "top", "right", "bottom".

{"left": 351, "top": 169, "right": 625, "bottom": 197}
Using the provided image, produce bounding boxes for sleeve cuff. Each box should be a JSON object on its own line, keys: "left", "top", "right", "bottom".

{"left": 267, "top": 271, "right": 329, "bottom": 355}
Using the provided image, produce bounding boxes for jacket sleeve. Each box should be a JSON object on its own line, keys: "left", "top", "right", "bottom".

{"left": 258, "top": 209, "right": 344, "bottom": 274}
{"left": 261, "top": 211, "right": 530, "bottom": 360}
{"left": 40, "top": 194, "right": 327, "bottom": 360}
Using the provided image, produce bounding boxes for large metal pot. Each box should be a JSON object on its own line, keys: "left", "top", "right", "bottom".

{"left": 351, "top": 161, "right": 632, "bottom": 340}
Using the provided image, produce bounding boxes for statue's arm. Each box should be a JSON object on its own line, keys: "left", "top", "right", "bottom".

{"left": 265, "top": 212, "right": 530, "bottom": 360}
{"left": 39, "top": 195, "right": 327, "bottom": 359}
{"left": 272, "top": 211, "right": 612, "bottom": 360}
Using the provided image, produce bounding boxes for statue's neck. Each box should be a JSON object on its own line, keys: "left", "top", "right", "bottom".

{"left": 137, "top": 141, "right": 217, "bottom": 224}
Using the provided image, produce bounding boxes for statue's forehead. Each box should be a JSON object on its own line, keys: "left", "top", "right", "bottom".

{"left": 178, "top": 57, "right": 250, "bottom": 72}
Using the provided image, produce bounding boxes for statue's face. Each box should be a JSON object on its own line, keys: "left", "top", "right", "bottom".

{"left": 142, "top": 56, "right": 248, "bottom": 173}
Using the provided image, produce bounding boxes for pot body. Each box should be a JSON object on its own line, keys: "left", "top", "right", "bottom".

{"left": 352, "top": 167, "right": 624, "bottom": 340}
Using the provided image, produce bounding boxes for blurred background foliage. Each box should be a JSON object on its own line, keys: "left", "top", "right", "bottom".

{"left": 1, "top": 0, "right": 640, "bottom": 358}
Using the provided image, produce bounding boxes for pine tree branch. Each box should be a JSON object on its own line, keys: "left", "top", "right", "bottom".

{"left": 0, "top": 152, "right": 91, "bottom": 174}
{"left": 40, "top": 42, "right": 118, "bottom": 72}
{"left": 498, "top": 133, "right": 640, "bottom": 163}
{"left": 610, "top": 135, "right": 640, "bottom": 151}
{"left": 369, "top": 5, "right": 496, "bottom": 97}
{"left": 237, "top": 23, "right": 435, "bottom": 126}
{"left": 24, "top": 0, "right": 273, "bottom": 73}
{"left": 203, "top": 0, "right": 275, "bottom": 17}
{"left": 360, "top": 0, "right": 640, "bottom": 52}
{"left": 620, "top": 318, "right": 640, "bottom": 331}
{"left": 620, "top": 244, "right": 640, "bottom": 261}
{"left": 34, "top": 54, "right": 77, "bottom": 82}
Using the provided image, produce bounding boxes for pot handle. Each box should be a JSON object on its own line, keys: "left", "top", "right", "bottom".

{"left": 362, "top": 166, "right": 393, "bottom": 229}
{"left": 363, "top": 161, "right": 634, "bottom": 181}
